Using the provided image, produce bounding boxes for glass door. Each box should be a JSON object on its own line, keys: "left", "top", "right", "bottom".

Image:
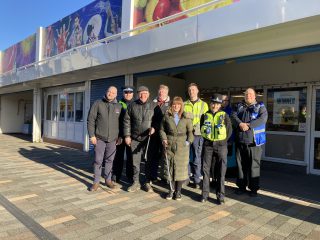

{"left": 310, "top": 87, "right": 320, "bottom": 174}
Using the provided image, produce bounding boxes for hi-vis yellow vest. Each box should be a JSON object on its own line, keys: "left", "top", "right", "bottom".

{"left": 184, "top": 99, "right": 209, "bottom": 135}
{"left": 201, "top": 111, "right": 227, "bottom": 141}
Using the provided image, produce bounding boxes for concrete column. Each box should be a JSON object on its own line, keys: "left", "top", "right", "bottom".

{"left": 32, "top": 86, "right": 42, "bottom": 142}
{"left": 37, "top": 27, "right": 45, "bottom": 62}
{"left": 83, "top": 80, "right": 91, "bottom": 151}
{"left": 125, "top": 74, "right": 134, "bottom": 86}
{"left": 0, "top": 51, "right": 3, "bottom": 74}
{"left": 121, "top": 0, "right": 134, "bottom": 38}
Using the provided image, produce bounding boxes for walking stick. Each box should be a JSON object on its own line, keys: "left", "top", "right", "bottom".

{"left": 164, "top": 146, "right": 174, "bottom": 192}
{"left": 144, "top": 135, "right": 151, "bottom": 160}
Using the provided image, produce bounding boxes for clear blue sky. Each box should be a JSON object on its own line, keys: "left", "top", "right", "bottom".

{"left": 0, "top": 0, "right": 94, "bottom": 51}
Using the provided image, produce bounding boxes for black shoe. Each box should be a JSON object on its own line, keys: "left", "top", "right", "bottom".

{"left": 174, "top": 191, "right": 182, "bottom": 201}
{"left": 249, "top": 191, "right": 258, "bottom": 197}
{"left": 142, "top": 182, "right": 154, "bottom": 192}
{"left": 235, "top": 188, "right": 246, "bottom": 195}
{"left": 127, "top": 182, "right": 140, "bottom": 192}
{"left": 217, "top": 198, "right": 225, "bottom": 205}
{"left": 166, "top": 190, "right": 174, "bottom": 200}
{"left": 200, "top": 197, "right": 207, "bottom": 203}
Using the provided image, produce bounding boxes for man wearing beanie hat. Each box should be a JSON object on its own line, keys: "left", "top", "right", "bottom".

{"left": 123, "top": 86, "right": 162, "bottom": 192}
{"left": 200, "top": 93, "right": 232, "bottom": 204}
{"left": 112, "top": 86, "right": 135, "bottom": 184}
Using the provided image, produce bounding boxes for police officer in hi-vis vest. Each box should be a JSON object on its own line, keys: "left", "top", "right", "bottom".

{"left": 200, "top": 94, "right": 232, "bottom": 204}
{"left": 232, "top": 88, "right": 268, "bottom": 197}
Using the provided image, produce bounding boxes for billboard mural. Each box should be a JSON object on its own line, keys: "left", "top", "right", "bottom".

{"left": 44, "top": 0, "right": 122, "bottom": 58}
{"left": 1, "top": 34, "right": 36, "bottom": 74}
{"left": 133, "top": 0, "right": 239, "bottom": 34}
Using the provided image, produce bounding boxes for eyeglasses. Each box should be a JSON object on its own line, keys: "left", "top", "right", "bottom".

{"left": 124, "top": 91, "right": 133, "bottom": 94}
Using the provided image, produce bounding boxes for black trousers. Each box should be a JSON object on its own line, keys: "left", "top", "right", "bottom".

{"left": 148, "top": 134, "right": 164, "bottom": 180}
{"left": 202, "top": 140, "right": 228, "bottom": 200}
{"left": 131, "top": 139, "right": 152, "bottom": 184}
{"left": 235, "top": 142, "right": 262, "bottom": 192}
{"left": 112, "top": 142, "right": 133, "bottom": 182}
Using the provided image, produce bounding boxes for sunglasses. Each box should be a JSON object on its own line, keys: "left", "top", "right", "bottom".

{"left": 124, "top": 91, "right": 133, "bottom": 94}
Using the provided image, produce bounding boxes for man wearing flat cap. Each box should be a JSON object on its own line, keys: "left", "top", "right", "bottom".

{"left": 199, "top": 93, "right": 232, "bottom": 204}
{"left": 112, "top": 86, "right": 135, "bottom": 184}
{"left": 123, "top": 86, "right": 162, "bottom": 192}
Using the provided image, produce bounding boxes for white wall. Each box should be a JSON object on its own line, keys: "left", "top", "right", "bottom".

{"left": 183, "top": 51, "right": 320, "bottom": 90}
{"left": 0, "top": 91, "right": 33, "bottom": 133}
{"left": 137, "top": 75, "right": 186, "bottom": 100}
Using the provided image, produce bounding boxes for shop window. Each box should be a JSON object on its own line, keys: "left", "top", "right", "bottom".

{"left": 75, "top": 92, "right": 84, "bottom": 122}
{"left": 67, "top": 93, "right": 74, "bottom": 122}
{"left": 46, "top": 95, "right": 52, "bottom": 120}
{"left": 59, "top": 94, "right": 66, "bottom": 121}
{"left": 52, "top": 95, "right": 58, "bottom": 121}
{"left": 267, "top": 88, "right": 307, "bottom": 132}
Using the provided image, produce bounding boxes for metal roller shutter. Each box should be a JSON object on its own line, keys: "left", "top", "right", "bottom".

{"left": 90, "top": 76, "right": 125, "bottom": 105}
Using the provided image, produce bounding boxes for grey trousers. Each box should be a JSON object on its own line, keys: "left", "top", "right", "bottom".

{"left": 93, "top": 139, "right": 116, "bottom": 183}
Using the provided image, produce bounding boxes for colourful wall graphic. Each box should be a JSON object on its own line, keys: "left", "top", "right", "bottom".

{"left": 1, "top": 33, "right": 36, "bottom": 74}
{"left": 44, "top": 0, "right": 122, "bottom": 58}
{"left": 133, "top": 0, "right": 239, "bottom": 33}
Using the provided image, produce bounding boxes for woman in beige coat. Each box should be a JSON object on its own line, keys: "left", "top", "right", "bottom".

{"left": 160, "top": 97, "right": 194, "bottom": 200}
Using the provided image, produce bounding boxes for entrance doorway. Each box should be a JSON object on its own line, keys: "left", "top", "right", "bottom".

{"left": 310, "top": 87, "right": 320, "bottom": 174}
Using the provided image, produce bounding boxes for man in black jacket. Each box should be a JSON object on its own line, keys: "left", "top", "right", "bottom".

{"left": 232, "top": 88, "right": 268, "bottom": 196}
{"left": 123, "top": 86, "right": 162, "bottom": 192}
{"left": 87, "top": 86, "right": 122, "bottom": 191}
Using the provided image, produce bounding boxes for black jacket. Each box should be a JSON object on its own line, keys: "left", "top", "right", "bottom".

{"left": 231, "top": 101, "right": 268, "bottom": 144}
{"left": 87, "top": 98, "right": 121, "bottom": 142}
{"left": 123, "top": 99, "right": 162, "bottom": 141}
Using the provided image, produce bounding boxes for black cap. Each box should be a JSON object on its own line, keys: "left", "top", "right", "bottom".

{"left": 122, "top": 86, "right": 134, "bottom": 92}
{"left": 210, "top": 94, "right": 223, "bottom": 103}
{"left": 137, "top": 86, "right": 149, "bottom": 92}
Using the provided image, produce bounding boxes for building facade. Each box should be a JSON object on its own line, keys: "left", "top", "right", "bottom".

{"left": 1, "top": 0, "right": 320, "bottom": 175}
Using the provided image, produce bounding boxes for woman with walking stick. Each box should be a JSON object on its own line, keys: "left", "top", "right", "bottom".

{"left": 159, "top": 97, "right": 194, "bottom": 200}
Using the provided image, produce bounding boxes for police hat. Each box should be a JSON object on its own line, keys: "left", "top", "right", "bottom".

{"left": 210, "top": 94, "right": 223, "bottom": 104}
{"left": 122, "top": 86, "right": 134, "bottom": 92}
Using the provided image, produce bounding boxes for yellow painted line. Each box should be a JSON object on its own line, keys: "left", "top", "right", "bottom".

{"left": 152, "top": 206, "right": 176, "bottom": 215}
{"left": 41, "top": 215, "right": 76, "bottom": 227}
{"left": 107, "top": 196, "right": 130, "bottom": 205}
{"left": 167, "top": 219, "right": 192, "bottom": 231}
{"left": 0, "top": 180, "right": 12, "bottom": 184}
{"left": 9, "top": 194, "right": 38, "bottom": 202}
{"left": 207, "top": 210, "right": 230, "bottom": 221}
{"left": 150, "top": 212, "right": 174, "bottom": 223}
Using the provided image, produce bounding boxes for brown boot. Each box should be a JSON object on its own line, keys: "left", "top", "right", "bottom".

{"left": 105, "top": 179, "right": 116, "bottom": 189}
{"left": 90, "top": 183, "right": 99, "bottom": 191}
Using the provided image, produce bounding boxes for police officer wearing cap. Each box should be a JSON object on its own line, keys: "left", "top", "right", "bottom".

{"left": 112, "top": 86, "right": 134, "bottom": 183}
{"left": 200, "top": 94, "right": 232, "bottom": 204}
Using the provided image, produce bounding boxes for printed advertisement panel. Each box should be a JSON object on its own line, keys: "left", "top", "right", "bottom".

{"left": 16, "top": 34, "right": 37, "bottom": 69}
{"left": 1, "top": 33, "right": 36, "bottom": 73}
{"left": 44, "top": 0, "right": 122, "bottom": 58}
{"left": 273, "top": 91, "right": 300, "bottom": 126}
{"left": 133, "top": 0, "right": 239, "bottom": 33}
{"left": 1, "top": 45, "right": 17, "bottom": 74}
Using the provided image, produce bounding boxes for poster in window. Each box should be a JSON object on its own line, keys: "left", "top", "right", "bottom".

{"left": 273, "top": 91, "right": 299, "bottom": 125}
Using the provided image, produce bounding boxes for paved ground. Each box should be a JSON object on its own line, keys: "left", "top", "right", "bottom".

{"left": 0, "top": 134, "right": 319, "bottom": 240}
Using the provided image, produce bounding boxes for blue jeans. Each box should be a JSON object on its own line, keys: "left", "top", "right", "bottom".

{"left": 189, "top": 135, "right": 204, "bottom": 184}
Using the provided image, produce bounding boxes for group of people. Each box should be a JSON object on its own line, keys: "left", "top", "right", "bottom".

{"left": 87, "top": 83, "right": 268, "bottom": 204}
